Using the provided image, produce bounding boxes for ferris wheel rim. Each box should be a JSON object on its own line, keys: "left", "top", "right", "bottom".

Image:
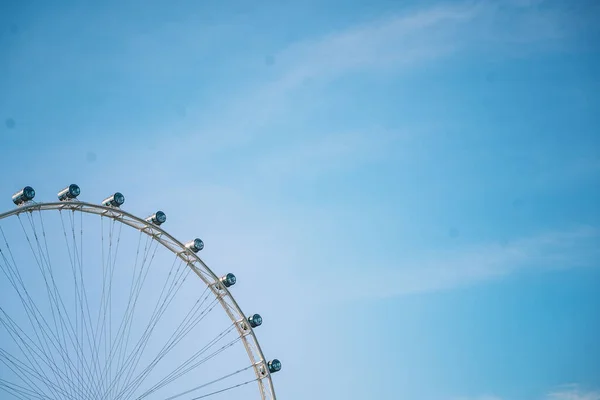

{"left": 0, "top": 199, "right": 276, "bottom": 400}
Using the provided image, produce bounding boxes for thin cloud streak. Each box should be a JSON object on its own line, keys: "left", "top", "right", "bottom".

{"left": 180, "top": 2, "right": 472, "bottom": 152}
{"left": 451, "top": 385, "right": 600, "bottom": 400}
{"left": 326, "top": 226, "right": 600, "bottom": 301}
{"left": 268, "top": 0, "right": 568, "bottom": 91}
{"left": 269, "top": 3, "right": 479, "bottom": 88}
{"left": 179, "top": 0, "right": 572, "bottom": 151}
{"left": 454, "top": 396, "right": 504, "bottom": 400}
{"left": 546, "top": 385, "right": 600, "bottom": 400}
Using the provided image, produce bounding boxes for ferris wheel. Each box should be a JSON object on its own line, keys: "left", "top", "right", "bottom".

{"left": 0, "top": 184, "right": 281, "bottom": 400}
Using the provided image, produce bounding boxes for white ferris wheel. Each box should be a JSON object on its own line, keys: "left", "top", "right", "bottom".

{"left": 0, "top": 184, "right": 281, "bottom": 400}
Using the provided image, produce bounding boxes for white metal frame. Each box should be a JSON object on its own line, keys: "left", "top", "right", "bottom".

{"left": 0, "top": 200, "right": 276, "bottom": 400}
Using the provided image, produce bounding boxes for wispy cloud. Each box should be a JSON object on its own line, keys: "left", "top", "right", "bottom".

{"left": 452, "top": 385, "right": 600, "bottom": 400}
{"left": 268, "top": 0, "right": 569, "bottom": 90}
{"left": 546, "top": 385, "right": 600, "bottom": 400}
{"left": 323, "top": 226, "right": 600, "bottom": 301}
{"left": 454, "top": 396, "right": 504, "bottom": 400}
{"left": 179, "top": 0, "right": 574, "bottom": 151}
{"left": 269, "top": 3, "right": 478, "bottom": 87}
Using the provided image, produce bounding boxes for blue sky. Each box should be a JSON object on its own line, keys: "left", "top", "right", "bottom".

{"left": 1, "top": 0, "right": 599, "bottom": 399}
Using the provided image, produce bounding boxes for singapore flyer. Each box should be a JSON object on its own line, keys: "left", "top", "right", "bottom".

{"left": 0, "top": 184, "right": 281, "bottom": 400}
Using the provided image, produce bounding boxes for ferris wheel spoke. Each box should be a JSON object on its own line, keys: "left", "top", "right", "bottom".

{"left": 0, "top": 342, "right": 82, "bottom": 400}
{"left": 103, "top": 217, "right": 124, "bottom": 399}
{"left": 0, "top": 355, "right": 63, "bottom": 400}
{"left": 31, "top": 211, "right": 95, "bottom": 399}
{"left": 97, "top": 232, "right": 161, "bottom": 399}
{"left": 0, "top": 274, "right": 66, "bottom": 399}
{"left": 0, "top": 306, "right": 94, "bottom": 400}
{"left": 92, "top": 216, "right": 109, "bottom": 392}
{"left": 0, "top": 227, "right": 90, "bottom": 400}
{"left": 135, "top": 325, "right": 225, "bottom": 400}
{"left": 162, "top": 365, "right": 255, "bottom": 400}
{"left": 83, "top": 216, "right": 120, "bottom": 398}
{"left": 188, "top": 377, "right": 259, "bottom": 400}
{"left": 96, "top": 217, "right": 114, "bottom": 396}
{"left": 115, "top": 234, "right": 160, "bottom": 376}
{"left": 107, "top": 257, "right": 192, "bottom": 399}
{"left": 15, "top": 215, "right": 70, "bottom": 396}
{"left": 108, "top": 219, "right": 124, "bottom": 385}
{"left": 27, "top": 212, "right": 100, "bottom": 400}
{"left": 119, "top": 292, "right": 223, "bottom": 400}
{"left": 152, "top": 290, "right": 217, "bottom": 362}
{"left": 59, "top": 210, "right": 105, "bottom": 399}
{"left": 22, "top": 212, "right": 99, "bottom": 400}
{"left": 0, "top": 334, "right": 62, "bottom": 399}
{"left": 136, "top": 324, "right": 241, "bottom": 399}
{"left": 67, "top": 210, "right": 103, "bottom": 399}
{"left": 109, "top": 231, "right": 148, "bottom": 369}
{"left": 144, "top": 297, "right": 224, "bottom": 377}
{"left": 0, "top": 377, "right": 51, "bottom": 400}
{"left": 98, "top": 253, "right": 183, "bottom": 399}
{"left": 0, "top": 383, "right": 30, "bottom": 400}
{"left": 0, "top": 353, "right": 51, "bottom": 400}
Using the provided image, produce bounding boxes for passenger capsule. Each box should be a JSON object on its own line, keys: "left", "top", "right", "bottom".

{"left": 248, "top": 314, "right": 262, "bottom": 328}
{"left": 58, "top": 184, "right": 81, "bottom": 201}
{"left": 102, "top": 192, "right": 125, "bottom": 207}
{"left": 185, "top": 238, "right": 204, "bottom": 253}
{"left": 268, "top": 359, "right": 282, "bottom": 373}
{"left": 220, "top": 273, "right": 236, "bottom": 288}
{"left": 12, "top": 186, "right": 35, "bottom": 205}
{"left": 146, "top": 211, "right": 166, "bottom": 226}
